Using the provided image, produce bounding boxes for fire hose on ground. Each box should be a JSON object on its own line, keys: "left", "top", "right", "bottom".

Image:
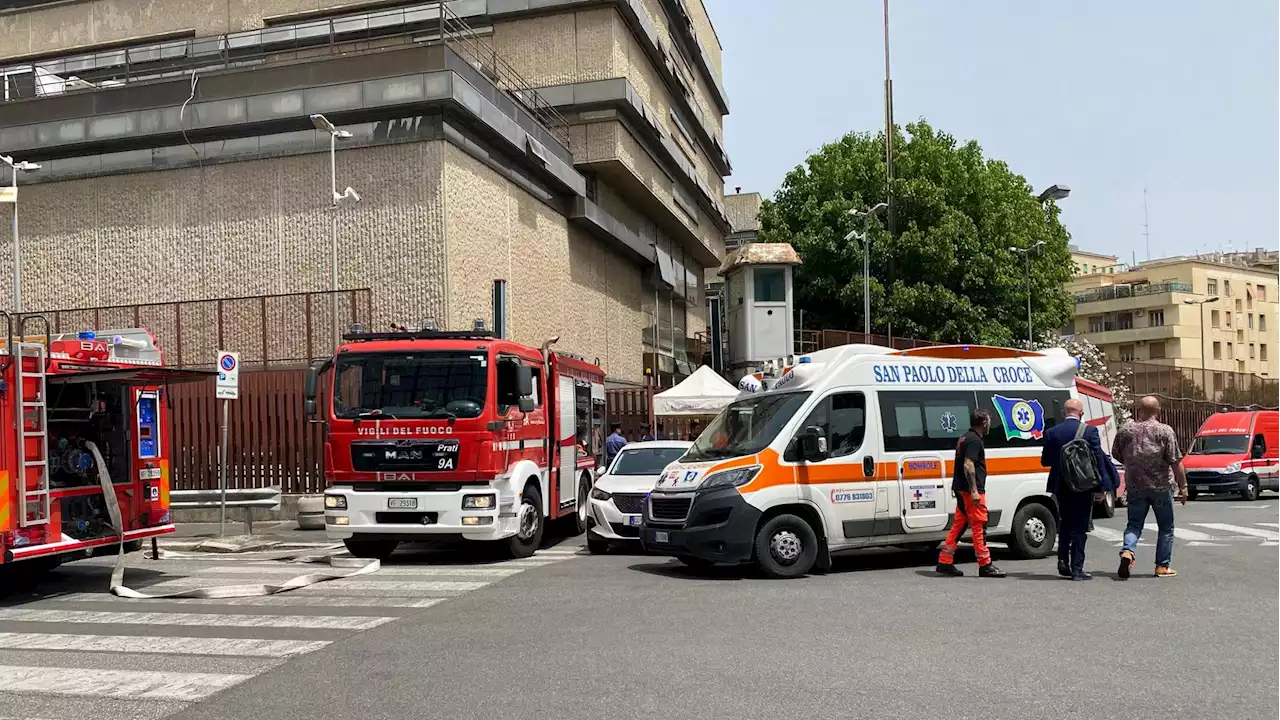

{"left": 87, "top": 441, "right": 381, "bottom": 599}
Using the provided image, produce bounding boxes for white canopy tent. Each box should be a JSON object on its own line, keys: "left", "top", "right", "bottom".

{"left": 652, "top": 365, "right": 740, "bottom": 416}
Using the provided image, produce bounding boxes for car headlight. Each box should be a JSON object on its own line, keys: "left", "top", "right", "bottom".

{"left": 1225, "top": 461, "right": 1243, "bottom": 473}
{"left": 590, "top": 487, "right": 612, "bottom": 501}
{"left": 324, "top": 494, "right": 347, "bottom": 510}
{"left": 462, "top": 494, "right": 495, "bottom": 509}
{"left": 699, "top": 465, "right": 762, "bottom": 490}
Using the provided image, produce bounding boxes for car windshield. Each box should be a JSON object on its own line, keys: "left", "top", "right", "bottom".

{"left": 682, "top": 391, "right": 812, "bottom": 462}
{"left": 333, "top": 351, "right": 487, "bottom": 419}
{"left": 610, "top": 447, "right": 688, "bottom": 476}
{"left": 1188, "top": 434, "right": 1250, "bottom": 455}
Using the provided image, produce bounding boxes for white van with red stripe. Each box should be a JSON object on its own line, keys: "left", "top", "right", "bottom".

{"left": 640, "top": 344, "right": 1121, "bottom": 578}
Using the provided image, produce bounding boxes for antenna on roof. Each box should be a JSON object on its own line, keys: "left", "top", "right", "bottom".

{"left": 1142, "top": 187, "right": 1150, "bottom": 261}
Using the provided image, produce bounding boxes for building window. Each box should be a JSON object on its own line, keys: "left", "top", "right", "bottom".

{"left": 1213, "top": 372, "right": 1224, "bottom": 392}
{"left": 1207, "top": 278, "right": 1219, "bottom": 295}
{"left": 1225, "top": 279, "right": 1232, "bottom": 296}
{"left": 1117, "top": 312, "right": 1134, "bottom": 330}
{"left": 1259, "top": 285, "right": 1268, "bottom": 302}
{"left": 1089, "top": 316, "right": 1106, "bottom": 333}
{"left": 1211, "top": 309, "right": 1220, "bottom": 327}
{"left": 1250, "top": 343, "right": 1256, "bottom": 359}
{"left": 1227, "top": 342, "right": 1234, "bottom": 359}
{"left": 1262, "top": 314, "right": 1268, "bottom": 332}
{"left": 1148, "top": 310, "right": 1165, "bottom": 327}
{"left": 1236, "top": 298, "right": 1243, "bottom": 312}
{"left": 1263, "top": 344, "right": 1269, "bottom": 362}
{"left": 1249, "top": 313, "right": 1254, "bottom": 329}
{"left": 1247, "top": 287, "right": 1254, "bottom": 310}
{"left": 1148, "top": 341, "right": 1166, "bottom": 359}
{"left": 1213, "top": 342, "right": 1222, "bottom": 360}
{"left": 1119, "top": 344, "right": 1135, "bottom": 362}
{"left": 753, "top": 268, "right": 786, "bottom": 302}
{"left": 1226, "top": 312, "right": 1232, "bottom": 327}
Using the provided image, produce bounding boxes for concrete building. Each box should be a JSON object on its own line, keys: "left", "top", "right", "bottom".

{"left": 704, "top": 188, "right": 760, "bottom": 296}
{"left": 1068, "top": 255, "right": 1280, "bottom": 385}
{"left": 1069, "top": 245, "right": 1122, "bottom": 276}
{"left": 0, "top": 0, "right": 733, "bottom": 383}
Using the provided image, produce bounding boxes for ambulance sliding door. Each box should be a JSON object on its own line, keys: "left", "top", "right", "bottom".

{"left": 879, "top": 391, "right": 974, "bottom": 533}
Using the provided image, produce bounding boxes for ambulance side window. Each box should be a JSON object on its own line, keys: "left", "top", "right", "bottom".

{"left": 788, "top": 392, "right": 866, "bottom": 461}
{"left": 880, "top": 391, "right": 977, "bottom": 452}
{"left": 978, "top": 390, "right": 1071, "bottom": 449}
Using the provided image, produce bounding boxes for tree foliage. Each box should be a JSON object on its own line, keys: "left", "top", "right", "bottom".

{"left": 760, "top": 121, "right": 1076, "bottom": 346}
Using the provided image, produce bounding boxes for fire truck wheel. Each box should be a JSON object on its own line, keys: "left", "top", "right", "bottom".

{"left": 564, "top": 472, "right": 591, "bottom": 536}
{"left": 506, "top": 483, "right": 544, "bottom": 559}
{"left": 343, "top": 538, "right": 399, "bottom": 560}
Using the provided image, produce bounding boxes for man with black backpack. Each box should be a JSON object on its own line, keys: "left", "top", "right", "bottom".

{"left": 1041, "top": 398, "right": 1119, "bottom": 580}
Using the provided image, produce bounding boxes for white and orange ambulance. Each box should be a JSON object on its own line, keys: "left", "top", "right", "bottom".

{"left": 640, "top": 343, "right": 1118, "bottom": 578}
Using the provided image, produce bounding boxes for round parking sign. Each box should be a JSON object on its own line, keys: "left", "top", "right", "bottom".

{"left": 220, "top": 354, "right": 237, "bottom": 372}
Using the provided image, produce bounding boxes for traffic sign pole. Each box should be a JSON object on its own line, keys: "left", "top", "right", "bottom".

{"left": 215, "top": 352, "right": 241, "bottom": 536}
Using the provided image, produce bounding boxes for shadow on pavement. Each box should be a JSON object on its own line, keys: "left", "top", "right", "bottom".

{"left": 0, "top": 560, "right": 168, "bottom": 605}
{"left": 627, "top": 560, "right": 748, "bottom": 581}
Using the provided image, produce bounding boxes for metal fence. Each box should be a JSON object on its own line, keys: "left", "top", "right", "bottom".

{"left": 28, "top": 289, "right": 372, "bottom": 369}
{"left": 1115, "top": 360, "right": 1279, "bottom": 408}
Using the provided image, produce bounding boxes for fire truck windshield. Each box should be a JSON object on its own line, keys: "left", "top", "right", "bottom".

{"left": 333, "top": 351, "right": 488, "bottom": 420}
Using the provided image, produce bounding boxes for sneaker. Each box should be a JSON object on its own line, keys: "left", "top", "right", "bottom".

{"left": 978, "top": 564, "right": 1006, "bottom": 578}
{"left": 1155, "top": 566, "right": 1178, "bottom": 578}
{"left": 935, "top": 563, "right": 963, "bottom": 577}
{"left": 1117, "top": 550, "right": 1134, "bottom": 580}
{"left": 1071, "top": 571, "right": 1093, "bottom": 581}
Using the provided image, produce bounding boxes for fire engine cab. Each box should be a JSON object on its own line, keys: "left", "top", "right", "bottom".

{"left": 0, "top": 315, "right": 211, "bottom": 570}
{"left": 306, "top": 325, "right": 607, "bottom": 559}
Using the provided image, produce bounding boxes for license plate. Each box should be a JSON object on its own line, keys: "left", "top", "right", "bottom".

{"left": 1196, "top": 485, "right": 1208, "bottom": 492}
{"left": 387, "top": 497, "right": 418, "bottom": 509}
{"left": 653, "top": 531, "right": 670, "bottom": 543}
{"left": 627, "top": 515, "right": 642, "bottom": 527}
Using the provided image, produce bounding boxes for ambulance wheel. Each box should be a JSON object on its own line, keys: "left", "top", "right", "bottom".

{"left": 1010, "top": 502, "right": 1057, "bottom": 559}
{"left": 343, "top": 538, "right": 399, "bottom": 560}
{"left": 505, "top": 483, "right": 544, "bottom": 559}
{"left": 1240, "top": 476, "right": 1261, "bottom": 502}
{"left": 753, "top": 513, "right": 818, "bottom": 579}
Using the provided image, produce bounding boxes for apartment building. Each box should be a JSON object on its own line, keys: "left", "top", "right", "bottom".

{"left": 1068, "top": 255, "right": 1280, "bottom": 386}
{"left": 0, "top": 0, "right": 732, "bottom": 383}
{"left": 1069, "top": 245, "right": 1122, "bottom": 276}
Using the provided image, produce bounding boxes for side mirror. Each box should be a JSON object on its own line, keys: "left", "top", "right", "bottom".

{"left": 796, "top": 426, "right": 828, "bottom": 462}
{"left": 516, "top": 363, "right": 534, "bottom": 397}
{"left": 1252, "top": 443, "right": 1265, "bottom": 460}
{"left": 304, "top": 365, "right": 319, "bottom": 401}
{"left": 862, "top": 455, "right": 875, "bottom": 478}
{"left": 518, "top": 396, "right": 536, "bottom": 413}
{"left": 303, "top": 398, "right": 317, "bottom": 419}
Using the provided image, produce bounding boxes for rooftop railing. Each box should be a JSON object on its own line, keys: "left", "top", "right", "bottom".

{"left": 1074, "top": 281, "right": 1194, "bottom": 304}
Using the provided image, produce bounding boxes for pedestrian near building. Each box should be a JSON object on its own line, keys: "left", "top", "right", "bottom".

{"left": 685, "top": 419, "right": 702, "bottom": 442}
{"left": 936, "top": 410, "right": 1006, "bottom": 578}
{"left": 604, "top": 423, "right": 627, "bottom": 466}
{"left": 1111, "top": 396, "right": 1188, "bottom": 579}
{"left": 1042, "top": 398, "right": 1119, "bottom": 580}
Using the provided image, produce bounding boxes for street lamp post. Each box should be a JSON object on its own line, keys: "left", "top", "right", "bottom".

{"left": 1, "top": 155, "right": 41, "bottom": 314}
{"left": 1184, "top": 296, "right": 1220, "bottom": 373}
{"left": 1037, "top": 184, "right": 1071, "bottom": 206}
{"left": 845, "top": 203, "right": 889, "bottom": 339}
{"left": 310, "top": 114, "right": 360, "bottom": 347}
{"left": 1009, "top": 241, "right": 1045, "bottom": 345}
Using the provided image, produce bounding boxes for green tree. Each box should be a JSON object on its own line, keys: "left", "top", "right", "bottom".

{"left": 761, "top": 120, "right": 1075, "bottom": 346}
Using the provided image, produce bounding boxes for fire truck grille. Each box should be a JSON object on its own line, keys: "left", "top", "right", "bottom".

{"left": 649, "top": 496, "right": 692, "bottom": 523}
{"left": 351, "top": 441, "right": 460, "bottom": 472}
{"left": 611, "top": 493, "right": 646, "bottom": 514}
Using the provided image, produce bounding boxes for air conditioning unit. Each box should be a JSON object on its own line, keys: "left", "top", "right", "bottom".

{"left": 1134, "top": 309, "right": 1145, "bottom": 316}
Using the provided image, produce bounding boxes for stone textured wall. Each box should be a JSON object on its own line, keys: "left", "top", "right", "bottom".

{"left": 4, "top": 141, "right": 447, "bottom": 348}
{"left": 725, "top": 192, "right": 762, "bottom": 233}
{"left": 686, "top": 0, "right": 723, "bottom": 79}
{"left": 442, "top": 144, "right": 645, "bottom": 381}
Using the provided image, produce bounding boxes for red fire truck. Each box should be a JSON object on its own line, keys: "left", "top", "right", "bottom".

{"left": 0, "top": 315, "right": 209, "bottom": 571}
{"left": 306, "top": 326, "right": 608, "bottom": 559}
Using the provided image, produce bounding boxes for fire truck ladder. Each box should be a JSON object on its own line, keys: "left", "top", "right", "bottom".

{"left": 14, "top": 341, "right": 50, "bottom": 527}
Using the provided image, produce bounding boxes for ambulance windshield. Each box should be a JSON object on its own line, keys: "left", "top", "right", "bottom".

{"left": 683, "top": 391, "right": 811, "bottom": 462}
{"left": 333, "top": 351, "right": 488, "bottom": 419}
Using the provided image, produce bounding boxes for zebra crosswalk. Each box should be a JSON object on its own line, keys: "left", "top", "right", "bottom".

{"left": 1088, "top": 521, "right": 1280, "bottom": 546}
{"left": 0, "top": 544, "right": 581, "bottom": 719}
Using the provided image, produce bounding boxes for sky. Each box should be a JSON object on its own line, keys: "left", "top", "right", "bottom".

{"left": 704, "top": 0, "right": 1279, "bottom": 264}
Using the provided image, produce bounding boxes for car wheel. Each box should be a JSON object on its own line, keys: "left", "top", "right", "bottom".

{"left": 676, "top": 555, "right": 716, "bottom": 569}
{"left": 1093, "top": 490, "right": 1116, "bottom": 519}
{"left": 505, "top": 483, "right": 544, "bottom": 559}
{"left": 586, "top": 534, "right": 610, "bottom": 555}
{"left": 752, "top": 513, "right": 818, "bottom": 579}
{"left": 1240, "top": 475, "right": 1261, "bottom": 502}
{"left": 1010, "top": 502, "right": 1057, "bottom": 559}
{"left": 343, "top": 538, "right": 399, "bottom": 560}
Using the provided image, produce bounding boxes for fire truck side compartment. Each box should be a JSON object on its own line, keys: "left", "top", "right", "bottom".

{"left": 46, "top": 380, "right": 131, "bottom": 541}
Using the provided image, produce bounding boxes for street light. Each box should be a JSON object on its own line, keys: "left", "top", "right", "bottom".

{"left": 1, "top": 155, "right": 40, "bottom": 314}
{"left": 310, "top": 114, "right": 360, "bottom": 346}
{"left": 1008, "top": 241, "right": 1046, "bottom": 345}
{"left": 1184, "top": 296, "right": 1220, "bottom": 371}
{"left": 1037, "top": 184, "right": 1071, "bottom": 204}
{"left": 845, "top": 202, "right": 889, "bottom": 338}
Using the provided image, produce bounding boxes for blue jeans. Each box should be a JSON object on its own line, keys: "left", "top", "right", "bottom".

{"left": 1123, "top": 487, "right": 1175, "bottom": 568}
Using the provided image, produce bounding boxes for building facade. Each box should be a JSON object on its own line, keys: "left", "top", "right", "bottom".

{"left": 1068, "top": 245, "right": 1121, "bottom": 277}
{"left": 0, "top": 0, "right": 732, "bottom": 383}
{"left": 1068, "top": 256, "right": 1279, "bottom": 388}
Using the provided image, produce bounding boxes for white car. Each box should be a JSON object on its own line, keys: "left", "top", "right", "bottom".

{"left": 587, "top": 440, "right": 692, "bottom": 554}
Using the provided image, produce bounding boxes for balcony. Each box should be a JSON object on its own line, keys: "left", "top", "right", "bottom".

{"left": 1074, "top": 282, "right": 1195, "bottom": 313}
{"left": 1075, "top": 323, "right": 1181, "bottom": 346}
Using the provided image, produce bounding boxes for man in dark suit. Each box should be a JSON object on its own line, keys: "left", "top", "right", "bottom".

{"left": 1041, "top": 398, "right": 1119, "bottom": 580}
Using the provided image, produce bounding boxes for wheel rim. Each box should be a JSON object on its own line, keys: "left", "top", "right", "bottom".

{"left": 1105, "top": 492, "right": 1115, "bottom": 510}
{"left": 1025, "top": 517, "right": 1048, "bottom": 545}
{"left": 769, "top": 529, "right": 802, "bottom": 564}
{"left": 1248, "top": 480, "right": 1259, "bottom": 499}
{"left": 577, "top": 481, "right": 589, "bottom": 523}
{"left": 517, "top": 500, "right": 539, "bottom": 540}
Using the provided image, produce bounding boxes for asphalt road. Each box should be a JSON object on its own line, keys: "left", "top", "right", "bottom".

{"left": 1, "top": 496, "right": 1276, "bottom": 720}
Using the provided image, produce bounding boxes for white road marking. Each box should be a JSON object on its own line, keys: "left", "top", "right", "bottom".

{"left": 1192, "top": 523, "right": 1280, "bottom": 541}
{"left": 0, "top": 609, "right": 394, "bottom": 631}
{"left": 0, "top": 632, "right": 328, "bottom": 658}
{"left": 50, "top": 593, "right": 445, "bottom": 609}
{"left": 189, "top": 565, "right": 527, "bottom": 578}
{"left": 1143, "top": 524, "right": 1220, "bottom": 541}
{"left": 535, "top": 549, "right": 580, "bottom": 556}
{"left": 1226, "top": 505, "right": 1271, "bottom": 509}
{"left": 1259, "top": 523, "right": 1279, "bottom": 528}
{"left": 1186, "top": 541, "right": 1229, "bottom": 547}
{"left": 0, "top": 665, "right": 251, "bottom": 701}
{"left": 1089, "top": 527, "right": 1125, "bottom": 542}
{"left": 140, "top": 578, "right": 492, "bottom": 595}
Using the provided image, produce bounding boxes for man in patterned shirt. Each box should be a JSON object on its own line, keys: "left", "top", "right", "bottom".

{"left": 1110, "top": 396, "right": 1188, "bottom": 579}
